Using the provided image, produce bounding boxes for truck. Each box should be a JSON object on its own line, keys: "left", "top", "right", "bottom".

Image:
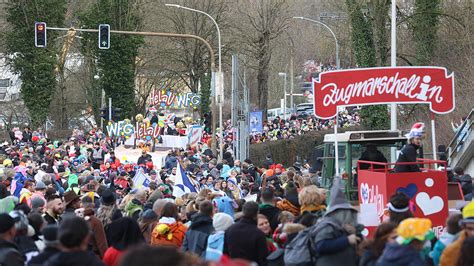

{"left": 317, "top": 130, "right": 407, "bottom": 201}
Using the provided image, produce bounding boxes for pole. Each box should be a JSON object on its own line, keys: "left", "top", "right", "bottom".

{"left": 334, "top": 107, "right": 339, "bottom": 176}
{"left": 390, "top": 0, "right": 398, "bottom": 163}
{"left": 431, "top": 112, "right": 437, "bottom": 161}
{"left": 100, "top": 89, "right": 105, "bottom": 128}
{"left": 290, "top": 52, "right": 294, "bottom": 111}
{"left": 284, "top": 74, "right": 287, "bottom": 120}
{"left": 165, "top": 4, "right": 224, "bottom": 160}
{"left": 293, "top": 17, "right": 339, "bottom": 69}
{"left": 219, "top": 93, "right": 223, "bottom": 160}
{"left": 108, "top": 97, "right": 112, "bottom": 121}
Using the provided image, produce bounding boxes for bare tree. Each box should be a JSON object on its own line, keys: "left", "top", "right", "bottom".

{"left": 232, "top": 0, "right": 291, "bottom": 118}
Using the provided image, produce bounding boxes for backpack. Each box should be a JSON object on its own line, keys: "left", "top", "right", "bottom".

{"left": 283, "top": 220, "right": 339, "bottom": 266}
{"left": 205, "top": 232, "right": 225, "bottom": 261}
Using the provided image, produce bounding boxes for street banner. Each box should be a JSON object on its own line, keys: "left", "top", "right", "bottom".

{"left": 249, "top": 111, "right": 263, "bottom": 133}
{"left": 313, "top": 67, "right": 455, "bottom": 119}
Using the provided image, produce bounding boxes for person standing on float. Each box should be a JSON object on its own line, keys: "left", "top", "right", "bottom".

{"left": 394, "top": 122, "right": 425, "bottom": 173}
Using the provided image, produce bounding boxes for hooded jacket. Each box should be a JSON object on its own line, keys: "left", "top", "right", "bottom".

{"left": 259, "top": 203, "right": 281, "bottom": 232}
{"left": 182, "top": 213, "right": 214, "bottom": 257}
{"left": 429, "top": 231, "right": 456, "bottom": 266}
{"left": 376, "top": 243, "right": 426, "bottom": 266}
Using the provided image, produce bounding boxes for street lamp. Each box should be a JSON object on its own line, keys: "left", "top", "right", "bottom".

{"left": 293, "top": 16, "right": 341, "bottom": 175}
{"left": 278, "top": 72, "right": 287, "bottom": 120}
{"left": 293, "top": 16, "right": 340, "bottom": 69}
{"left": 166, "top": 3, "right": 225, "bottom": 161}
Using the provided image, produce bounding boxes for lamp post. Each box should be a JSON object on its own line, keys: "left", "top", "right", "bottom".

{"left": 293, "top": 16, "right": 340, "bottom": 70}
{"left": 166, "top": 4, "right": 224, "bottom": 161}
{"left": 293, "top": 16, "right": 341, "bottom": 175}
{"left": 278, "top": 72, "right": 287, "bottom": 120}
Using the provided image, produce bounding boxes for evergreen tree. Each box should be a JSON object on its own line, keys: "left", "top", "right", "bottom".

{"left": 79, "top": 0, "right": 144, "bottom": 120}
{"left": 4, "top": 0, "right": 67, "bottom": 127}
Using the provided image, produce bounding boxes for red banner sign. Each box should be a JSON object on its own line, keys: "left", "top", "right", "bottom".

{"left": 313, "top": 67, "right": 454, "bottom": 119}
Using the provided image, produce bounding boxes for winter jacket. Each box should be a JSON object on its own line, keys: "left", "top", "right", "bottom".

{"left": 429, "top": 232, "right": 456, "bottom": 266}
{"left": 44, "top": 250, "right": 105, "bottom": 266}
{"left": 259, "top": 203, "right": 281, "bottom": 232}
{"left": 205, "top": 232, "right": 225, "bottom": 261}
{"left": 0, "top": 239, "right": 25, "bottom": 266}
{"left": 439, "top": 231, "right": 467, "bottom": 266}
{"left": 376, "top": 243, "right": 426, "bottom": 266}
{"left": 359, "top": 249, "right": 376, "bottom": 266}
{"left": 164, "top": 156, "right": 177, "bottom": 170}
{"left": 151, "top": 218, "right": 187, "bottom": 248}
{"left": 0, "top": 196, "right": 18, "bottom": 214}
{"left": 224, "top": 218, "right": 269, "bottom": 266}
{"left": 124, "top": 199, "right": 143, "bottom": 220}
{"left": 85, "top": 210, "right": 108, "bottom": 258}
{"left": 102, "top": 246, "right": 124, "bottom": 266}
{"left": 28, "top": 247, "right": 61, "bottom": 266}
{"left": 182, "top": 213, "right": 214, "bottom": 257}
{"left": 14, "top": 234, "right": 39, "bottom": 262}
{"left": 394, "top": 144, "right": 421, "bottom": 172}
{"left": 314, "top": 217, "right": 357, "bottom": 266}
{"left": 454, "top": 174, "right": 473, "bottom": 196}
{"left": 137, "top": 154, "right": 152, "bottom": 166}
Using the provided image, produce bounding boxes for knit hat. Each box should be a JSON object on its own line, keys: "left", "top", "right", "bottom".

{"left": 325, "top": 176, "right": 357, "bottom": 216}
{"left": 0, "top": 213, "right": 15, "bottom": 233}
{"left": 36, "top": 181, "right": 47, "bottom": 190}
{"left": 100, "top": 189, "right": 116, "bottom": 206}
{"left": 461, "top": 201, "right": 474, "bottom": 224}
{"left": 396, "top": 218, "right": 434, "bottom": 245}
{"left": 212, "top": 212, "right": 234, "bottom": 232}
{"left": 140, "top": 209, "right": 158, "bottom": 221}
{"left": 31, "top": 197, "right": 45, "bottom": 209}
{"left": 42, "top": 225, "right": 59, "bottom": 246}
{"left": 406, "top": 122, "right": 425, "bottom": 140}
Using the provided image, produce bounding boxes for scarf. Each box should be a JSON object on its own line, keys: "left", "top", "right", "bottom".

{"left": 300, "top": 204, "right": 326, "bottom": 214}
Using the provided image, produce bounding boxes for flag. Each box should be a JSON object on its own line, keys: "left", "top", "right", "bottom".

{"left": 187, "top": 125, "right": 203, "bottom": 147}
{"left": 173, "top": 163, "right": 198, "bottom": 198}
{"left": 132, "top": 169, "right": 150, "bottom": 189}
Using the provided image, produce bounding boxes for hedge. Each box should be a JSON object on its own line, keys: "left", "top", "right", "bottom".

{"left": 249, "top": 126, "right": 361, "bottom": 167}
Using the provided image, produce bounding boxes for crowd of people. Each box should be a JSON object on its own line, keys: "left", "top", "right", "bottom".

{"left": 0, "top": 121, "right": 473, "bottom": 266}
{"left": 247, "top": 109, "right": 360, "bottom": 144}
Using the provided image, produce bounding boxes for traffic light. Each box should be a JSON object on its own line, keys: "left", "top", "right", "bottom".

{"left": 98, "top": 24, "right": 110, "bottom": 49}
{"left": 35, "top": 22, "right": 47, "bottom": 47}
{"left": 100, "top": 107, "right": 109, "bottom": 119}
{"left": 112, "top": 107, "right": 122, "bottom": 121}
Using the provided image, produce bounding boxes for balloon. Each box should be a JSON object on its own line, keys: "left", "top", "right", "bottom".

{"left": 135, "top": 114, "right": 144, "bottom": 122}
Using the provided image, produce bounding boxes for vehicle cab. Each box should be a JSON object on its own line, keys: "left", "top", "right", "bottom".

{"left": 319, "top": 130, "right": 407, "bottom": 200}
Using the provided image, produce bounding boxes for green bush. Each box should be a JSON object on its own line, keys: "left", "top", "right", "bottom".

{"left": 249, "top": 127, "right": 360, "bottom": 167}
